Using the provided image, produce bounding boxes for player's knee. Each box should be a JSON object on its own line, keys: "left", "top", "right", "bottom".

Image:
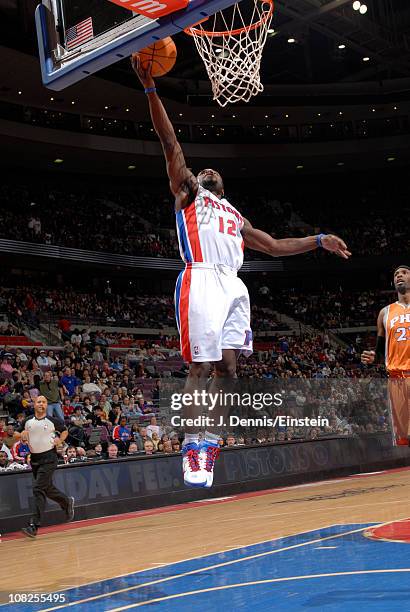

{"left": 215, "top": 362, "right": 237, "bottom": 379}
{"left": 189, "top": 362, "right": 211, "bottom": 380}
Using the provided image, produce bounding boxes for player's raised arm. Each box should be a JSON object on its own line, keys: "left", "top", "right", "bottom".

{"left": 361, "top": 307, "right": 386, "bottom": 365}
{"left": 131, "top": 56, "right": 198, "bottom": 209}
{"left": 241, "top": 218, "right": 351, "bottom": 259}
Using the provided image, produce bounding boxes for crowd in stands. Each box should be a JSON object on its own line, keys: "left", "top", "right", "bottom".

{"left": 0, "top": 182, "right": 178, "bottom": 258}
{"left": 268, "top": 289, "right": 391, "bottom": 329}
{"left": 0, "top": 322, "right": 388, "bottom": 473}
{"left": 1, "top": 285, "right": 288, "bottom": 332}
{"left": 1, "top": 173, "right": 409, "bottom": 260}
{"left": 2, "top": 286, "right": 176, "bottom": 329}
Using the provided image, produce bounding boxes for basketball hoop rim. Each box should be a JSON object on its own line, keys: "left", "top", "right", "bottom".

{"left": 184, "top": 0, "right": 273, "bottom": 37}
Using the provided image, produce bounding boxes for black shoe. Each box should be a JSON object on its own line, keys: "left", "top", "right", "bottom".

{"left": 21, "top": 524, "right": 38, "bottom": 538}
{"left": 65, "top": 496, "right": 75, "bottom": 522}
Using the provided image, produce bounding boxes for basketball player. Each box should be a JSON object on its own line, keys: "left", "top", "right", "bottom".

{"left": 361, "top": 266, "right": 410, "bottom": 445}
{"left": 132, "top": 57, "right": 351, "bottom": 488}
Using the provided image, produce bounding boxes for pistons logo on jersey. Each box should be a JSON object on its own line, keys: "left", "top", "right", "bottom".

{"left": 175, "top": 185, "right": 245, "bottom": 271}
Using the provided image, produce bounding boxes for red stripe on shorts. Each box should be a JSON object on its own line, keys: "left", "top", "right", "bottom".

{"left": 179, "top": 267, "right": 192, "bottom": 362}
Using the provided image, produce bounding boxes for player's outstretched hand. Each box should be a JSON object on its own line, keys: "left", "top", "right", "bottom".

{"left": 130, "top": 54, "right": 155, "bottom": 89}
{"left": 321, "top": 235, "right": 351, "bottom": 259}
{"left": 361, "top": 350, "right": 376, "bottom": 365}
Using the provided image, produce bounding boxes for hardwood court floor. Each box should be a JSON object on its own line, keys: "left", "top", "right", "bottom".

{"left": 1, "top": 466, "right": 410, "bottom": 609}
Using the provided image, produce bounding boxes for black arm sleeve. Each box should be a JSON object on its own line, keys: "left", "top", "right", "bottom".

{"left": 49, "top": 417, "right": 67, "bottom": 434}
{"left": 375, "top": 336, "right": 386, "bottom": 364}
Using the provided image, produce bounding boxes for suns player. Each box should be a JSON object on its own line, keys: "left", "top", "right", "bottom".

{"left": 132, "top": 57, "right": 351, "bottom": 488}
{"left": 362, "top": 266, "right": 410, "bottom": 445}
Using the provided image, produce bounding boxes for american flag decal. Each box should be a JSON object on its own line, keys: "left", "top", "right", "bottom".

{"left": 65, "top": 17, "right": 94, "bottom": 51}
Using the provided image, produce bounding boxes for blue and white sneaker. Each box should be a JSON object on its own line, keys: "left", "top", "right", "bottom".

{"left": 182, "top": 443, "right": 207, "bottom": 487}
{"left": 199, "top": 441, "right": 220, "bottom": 488}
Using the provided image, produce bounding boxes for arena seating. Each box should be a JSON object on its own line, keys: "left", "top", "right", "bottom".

{"left": 1, "top": 175, "right": 408, "bottom": 260}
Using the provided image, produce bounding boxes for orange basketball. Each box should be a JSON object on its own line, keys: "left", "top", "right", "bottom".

{"left": 134, "top": 37, "right": 177, "bottom": 77}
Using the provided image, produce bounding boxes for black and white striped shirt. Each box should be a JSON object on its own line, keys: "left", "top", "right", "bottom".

{"left": 22, "top": 416, "right": 67, "bottom": 458}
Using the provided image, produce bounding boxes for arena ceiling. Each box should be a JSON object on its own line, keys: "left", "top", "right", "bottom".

{"left": 1, "top": 0, "right": 410, "bottom": 101}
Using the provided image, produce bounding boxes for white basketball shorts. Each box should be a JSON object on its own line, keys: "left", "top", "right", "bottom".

{"left": 175, "top": 262, "right": 253, "bottom": 363}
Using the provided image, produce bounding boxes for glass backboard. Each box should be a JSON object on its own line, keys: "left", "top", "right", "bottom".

{"left": 36, "top": 0, "right": 239, "bottom": 90}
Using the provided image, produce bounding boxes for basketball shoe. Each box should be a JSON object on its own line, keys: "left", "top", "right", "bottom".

{"left": 182, "top": 442, "right": 207, "bottom": 487}
{"left": 199, "top": 440, "right": 220, "bottom": 488}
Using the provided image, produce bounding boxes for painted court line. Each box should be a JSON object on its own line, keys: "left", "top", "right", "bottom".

{"left": 0, "top": 523, "right": 350, "bottom": 610}
{"left": 105, "top": 568, "right": 410, "bottom": 610}
{"left": 37, "top": 525, "right": 370, "bottom": 612}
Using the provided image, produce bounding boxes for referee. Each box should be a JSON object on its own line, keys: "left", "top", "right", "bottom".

{"left": 17, "top": 395, "right": 74, "bottom": 538}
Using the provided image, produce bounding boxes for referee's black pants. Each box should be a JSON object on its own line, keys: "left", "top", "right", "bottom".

{"left": 31, "top": 457, "right": 69, "bottom": 527}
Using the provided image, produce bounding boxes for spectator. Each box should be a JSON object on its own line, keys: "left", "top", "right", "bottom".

{"left": 151, "top": 431, "right": 160, "bottom": 451}
{"left": 11, "top": 439, "right": 30, "bottom": 463}
{"left": 3, "top": 424, "right": 16, "bottom": 449}
{"left": 82, "top": 375, "right": 101, "bottom": 395}
{"left": 92, "top": 346, "right": 104, "bottom": 363}
{"left": 70, "top": 406, "right": 88, "bottom": 428}
{"left": 144, "top": 439, "right": 154, "bottom": 455}
{"left": 47, "top": 350, "right": 57, "bottom": 367}
{"left": 112, "top": 416, "right": 131, "bottom": 454}
{"left": 62, "top": 397, "right": 75, "bottom": 419}
{"left": 107, "top": 444, "right": 118, "bottom": 459}
{"left": 60, "top": 366, "right": 80, "bottom": 398}
{"left": 108, "top": 404, "right": 122, "bottom": 426}
{"left": 76, "top": 447, "right": 88, "bottom": 461}
{"left": 127, "top": 442, "right": 140, "bottom": 455}
{"left": 65, "top": 446, "right": 77, "bottom": 462}
{"left": 146, "top": 416, "right": 160, "bottom": 439}
{"left": 39, "top": 370, "right": 64, "bottom": 421}
{"left": 226, "top": 435, "right": 236, "bottom": 447}
{"left": 36, "top": 350, "right": 49, "bottom": 367}
{"left": 0, "top": 442, "right": 12, "bottom": 460}
{"left": 0, "top": 450, "right": 28, "bottom": 472}
{"left": 163, "top": 440, "right": 173, "bottom": 454}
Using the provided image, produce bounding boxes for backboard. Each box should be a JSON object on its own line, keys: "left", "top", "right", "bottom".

{"left": 36, "top": 0, "right": 240, "bottom": 90}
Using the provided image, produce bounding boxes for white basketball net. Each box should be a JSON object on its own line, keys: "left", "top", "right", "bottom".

{"left": 186, "top": 0, "right": 273, "bottom": 107}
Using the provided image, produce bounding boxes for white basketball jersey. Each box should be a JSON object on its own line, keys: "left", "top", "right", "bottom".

{"left": 176, "top": 185, "right": 245, "bottom": 270}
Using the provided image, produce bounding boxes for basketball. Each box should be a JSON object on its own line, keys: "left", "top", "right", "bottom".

{"left": 134, "top": 37, "right": 177, "bottom": 77}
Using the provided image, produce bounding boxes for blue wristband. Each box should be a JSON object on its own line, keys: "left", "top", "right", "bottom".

{"left": 144, "top": 87, "right": 156, "bottom": 94}
{"left": 316, "top": 233, "right": 327, "bottom": 247}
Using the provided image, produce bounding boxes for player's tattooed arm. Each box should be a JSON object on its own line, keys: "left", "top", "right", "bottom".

{"left": 361, "top": 308, "right": 386, "bottom": 365}
{"left": 241, "top": 218, "right": 351, "bottom": 258}
{"left": 131, "top": 55, "right": 198, "bottom": 208}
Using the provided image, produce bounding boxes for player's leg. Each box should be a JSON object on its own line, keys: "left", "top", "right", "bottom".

{"left": 199, "top": 349, "right": 239, "bottom": 488}
{"left": 388, "top": 377, "right": 408, "bottom": 445}
{"left": 175, "top": 268, "right": 228, "bottom": 487}
{"left": 197, "top": 276, "right": 252, "bottom": 487}
{"left": 221, "top": 276, "right": 253, "bottom": 358}
{"left": 180, "top": 361, "right": 211, "bottom": 487}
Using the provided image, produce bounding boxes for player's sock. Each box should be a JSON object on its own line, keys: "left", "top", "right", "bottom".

{"left": 182, "top": 432, "right": 199, "bottom": 447}
{"left": 204, "top": 431, "right": 219, "bottom": 444}
{"left": 199, "top": 432, "right": 220, "bottom": 488}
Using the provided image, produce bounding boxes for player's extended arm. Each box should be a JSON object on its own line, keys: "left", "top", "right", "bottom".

{"left": 131, "top": 56, "right": 198, "bottom": 208}
{"left": 241, "top": 218, "right": 351, "bottom": 258}
{"left": 361, "top": 308, "right": 386, "bottom": 365}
